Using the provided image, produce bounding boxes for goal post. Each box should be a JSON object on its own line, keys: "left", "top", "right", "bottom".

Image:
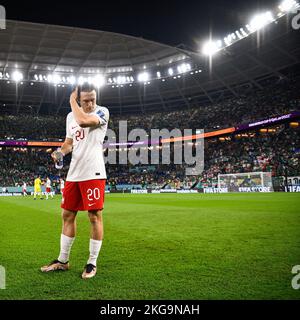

{"left": 217, "top": 172, "right": 274, "bottom": 193}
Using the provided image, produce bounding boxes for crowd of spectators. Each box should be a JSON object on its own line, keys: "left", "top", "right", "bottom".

{"left": 0, "top": 75, "right": 299, "bottom": 188}
{"left": 1, "top": 76, "right": 299, "bottom": 141}
{"left": 0, "top": 124, "right": 299, "bottom": 188}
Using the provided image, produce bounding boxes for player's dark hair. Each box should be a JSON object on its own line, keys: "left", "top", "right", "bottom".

{"left": 77, "top": 83, "right": 97, "bottom": 100}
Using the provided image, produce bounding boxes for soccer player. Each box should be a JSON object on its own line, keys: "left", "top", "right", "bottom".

{"left": 33, "top": 175, "right": 43, "bottom": 200}
{"left": 41, "top": 84, "right": 109, "bottom": 279}
{"left": 45, "top": 177, "right": 53, "bottom": 200}
{"left": 22, "top": 181, "right": 27, "bottom": 196}
{"left": 60, "top": 178, "right": 65, "bottom": 195}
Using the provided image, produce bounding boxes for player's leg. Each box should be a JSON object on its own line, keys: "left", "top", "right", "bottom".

{"left": 89, "top": 210, "right": 103, "bottom": 254}
{"left": 40, "top": 209, "right": 77, "bottom": 272}
{"left": 46, "top": 191, "right": 48, "bottom": 200}
{"left": 58, "top": 209, "right": 77, "bottom": 261}
{"left": 81, "top": 210, "right": 103, "bottom": 279}
{"left": 38, "top": 189, "right": 43, "bottom": 199}
{"left": 41, "top": 181, "right": 81, "bottom": 273}
{"left": 79, "top": 180, "right": 106, "bottom": 279}
{"left": 89, "top": 209, "right": 103, "bottom": 240}
{"left": 62, "top": 209, "right": 77, "bottom": 238}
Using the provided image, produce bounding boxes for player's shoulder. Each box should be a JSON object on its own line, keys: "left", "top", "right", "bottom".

{"left": 95, "top": 106, "right": 110, "bottom": 123}
{"left": 66, "top": 111, "right": 74, "bottom": 121}
{"left": 96, "top": 105, "right": 109, "bottom": 115}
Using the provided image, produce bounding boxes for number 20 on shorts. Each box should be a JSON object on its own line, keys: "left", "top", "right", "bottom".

{"left": 87, "top": 188, "right": 101, "bottom": 201}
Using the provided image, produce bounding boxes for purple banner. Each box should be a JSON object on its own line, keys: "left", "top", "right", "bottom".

{"left": 103, "top": 139, "right": 160, "bottom": 149}
{"left": 0, "top": 141, "right": 28, "bottom": 146}
{"left": 236, "top": 111, "right": 300, "bottom": 131}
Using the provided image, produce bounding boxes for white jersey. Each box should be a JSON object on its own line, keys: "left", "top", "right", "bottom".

{"left": 66, "top": 105, "right": 109, "bottom": 182}
{"left": 46, "top": 179, "right": 51, "bottom": 188}
{"left": 23, "top": 183, "right": 27, "bottom": 190}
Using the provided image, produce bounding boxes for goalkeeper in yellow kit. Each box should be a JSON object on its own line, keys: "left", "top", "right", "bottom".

{"left": 34, "top": 175, "right": 43, "bottom": 200}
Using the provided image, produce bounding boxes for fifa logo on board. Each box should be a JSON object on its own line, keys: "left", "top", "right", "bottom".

{"left": 0, "top": 5, "right": 5, "bottom": 30}
{"left": 0, "top": 265, "right": 5, "bottom": 289}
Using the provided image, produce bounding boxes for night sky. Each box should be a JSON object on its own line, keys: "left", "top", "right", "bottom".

{"left": 2, "top": 0, "right": 278, "bottom": 50}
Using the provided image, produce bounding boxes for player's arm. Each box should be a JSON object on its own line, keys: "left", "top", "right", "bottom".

{"left": 61, "top": 137, "right": 73, "bottom": 155}
{"left": 69, "top": 88, "right": 103, "bottom": 128}
{"left": 51, "top": 137, "right": 73, "bottom": 162}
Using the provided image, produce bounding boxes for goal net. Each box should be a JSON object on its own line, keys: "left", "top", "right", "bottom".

{"left": 217, "top": 172, "right": 274, "bottom": 193}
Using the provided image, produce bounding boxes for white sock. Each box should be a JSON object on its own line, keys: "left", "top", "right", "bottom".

{"left": 87, "top": 239, "right": 102, "bottom": 266}
{"left": 58, "top": 234, "right": 75, "bottom": 263}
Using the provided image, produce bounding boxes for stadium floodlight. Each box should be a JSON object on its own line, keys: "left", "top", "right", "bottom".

{"left": 235, "top": 30, "right": 243, "bottom": 39}
{"left": 248, "top": 11, "right": 274, "bottom": 32}
{"left": 279, "top": 0, "right": 298, "bottom": 12}
{"left": 0, "top": 72, "right": 2, "bottom": 79}
{"left": 87, "top": 76, "right": 93, "bottom": 85}
{"left": 5, "top": 73, "right": 9, "bottom": 78}
{"left": 224, "top": 34, "right": 232, "bottom": 46}
{"left": 67, "top": 76, "right": 76, "bottom": 85}
{"left": 12, "top": 71, "right": 23, "bottom": 82}
{"left": 77, "top": 76, "right": 86, "bottom": 85}
{"left": 202, "top": 40, "right": 222, "bottom": 56}
{"left": 137, "top": 72, "right": 149, "bottom": 82}
{"left": 92, "top": 75, "right": 105, "bottom": 88}
{"left": 157, "top": 71, "right": 161, "bottom": 78}
{"left": 168, "top": 68, "right": 174, "bottom": 76}
{"left": 52, "top": 74, "right": 61, "bottom": 84}
{"left": 116, "top": 75, "right": 126, "bottom": 85}
{"left": 34, "top": 74, "right": 38, "bottom": 80}
{"left": 177, "top": 63, "right": 191, "bottom": 74}
{"left": 240, "top": 28, "right": 248, "bottom": 37}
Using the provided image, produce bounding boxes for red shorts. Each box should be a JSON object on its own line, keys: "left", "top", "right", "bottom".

{"left": 61, "top": 179, "right": 106, "bottom": 212}
{"left": 46, "top": 187, "right": 51, "bottom": 193}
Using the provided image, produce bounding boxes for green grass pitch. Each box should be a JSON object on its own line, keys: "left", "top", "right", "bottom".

{"left": 0, "top": 193, "right": 299, "bottom": 300}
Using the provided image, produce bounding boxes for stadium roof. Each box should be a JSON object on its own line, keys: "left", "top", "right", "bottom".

{"left": 0, "top": 17, "right": 300, "bottom": 115}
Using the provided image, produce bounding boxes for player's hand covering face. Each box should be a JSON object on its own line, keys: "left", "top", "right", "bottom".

{"left": 69, "top": 87, "right": 78, "bottom": 104}
{"left": 70, "top": 87, "right": 97, "bottom": 114}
